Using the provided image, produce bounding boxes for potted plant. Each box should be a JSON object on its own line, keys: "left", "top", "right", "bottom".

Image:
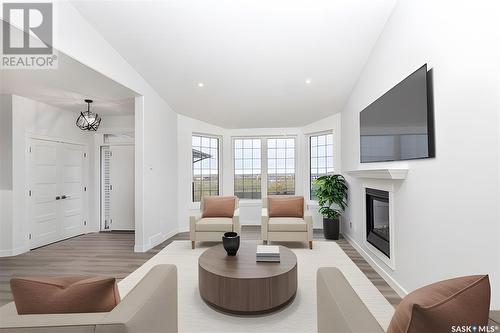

{"left": 313, "top": 174, "right": 348, "bottom": 240}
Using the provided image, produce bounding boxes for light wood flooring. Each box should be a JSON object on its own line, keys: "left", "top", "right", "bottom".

{"left": 0, "top": 227, "right": 401, "bottom": 307}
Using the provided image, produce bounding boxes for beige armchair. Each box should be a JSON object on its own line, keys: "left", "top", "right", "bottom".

{"left": 190, "top": 196, "right": 240, "bottom": 249}
{"left": 261, "top": 195, "right": 313, "bottom": 249}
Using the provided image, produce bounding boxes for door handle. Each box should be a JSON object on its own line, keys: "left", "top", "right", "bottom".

{"left": 56, "top": 196, "right": 61, "bottom": 200}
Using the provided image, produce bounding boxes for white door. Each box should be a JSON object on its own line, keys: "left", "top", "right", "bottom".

{"left": 60, "top": 144, "right": 85, "bottom": 238}
{"left": 28, "top": 139, "right": 86, "bottom": 248}
{"left": 29, "top": 140, "right": 60, "bottom": 248}
{"left": 101, "top": 145, "right": 135, "bottom": 230}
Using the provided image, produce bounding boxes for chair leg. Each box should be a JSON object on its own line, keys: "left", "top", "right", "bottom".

{"left": 309, "top": 241, "right": 313, "bottom": 249}
{"left": 192, "top": 241, "right": 195, "bottom": 249}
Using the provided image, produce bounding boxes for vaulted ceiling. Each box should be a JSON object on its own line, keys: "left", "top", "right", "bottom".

{"left": 71, "top": 0, "right": 396, "bottom": 128}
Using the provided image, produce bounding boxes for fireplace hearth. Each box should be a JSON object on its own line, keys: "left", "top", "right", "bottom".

{"left": 366, "top": 188, "right": 390, "bottom": 258}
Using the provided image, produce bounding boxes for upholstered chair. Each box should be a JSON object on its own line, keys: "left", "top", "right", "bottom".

{"left": 190, "top": 196, "right": 240, "bottom": 249}
{"left": 261, "top": 195, "right": 313, "bottom": 249}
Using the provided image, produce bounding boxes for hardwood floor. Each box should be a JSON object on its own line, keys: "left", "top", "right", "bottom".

{"left": 0, "top": 227, "right": 401, "bottom": 307}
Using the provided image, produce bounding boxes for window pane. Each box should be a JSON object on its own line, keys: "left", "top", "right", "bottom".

{"left": 310, "top": 133, "right": 334, "bottom": 200}
{"left": 267, "top": 138, "right": 295, "bottom": 195}
{"left": 243, "top": 149, "right": 253, "bottom": 159}
{"left": 192, "top": 135, "right": 219, "bottom": 202}
{"left": 234, "top": 138, "right": 262, "bottom": 199}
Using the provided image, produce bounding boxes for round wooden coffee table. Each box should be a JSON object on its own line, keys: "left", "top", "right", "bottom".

{"left": 198, "top": 242, "right": 297, "bottom": 314}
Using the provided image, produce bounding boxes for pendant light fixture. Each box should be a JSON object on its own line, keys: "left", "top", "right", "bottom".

{"left": 76, "top": 99, "right": 101, "bottom": 131}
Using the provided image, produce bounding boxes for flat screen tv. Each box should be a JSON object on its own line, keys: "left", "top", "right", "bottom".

{"left": 360, "top": 64, "right": 434, "bottom": 163}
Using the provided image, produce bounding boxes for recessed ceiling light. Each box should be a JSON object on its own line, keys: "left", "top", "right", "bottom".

{"left": 197, "top": 82, "right": 204, "bottom": 88}
{"left": 305, "top": 78, "right": 312, "bottom": 84}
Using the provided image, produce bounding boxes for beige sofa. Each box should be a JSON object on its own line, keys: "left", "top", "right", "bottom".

{"left": 261, "top": 196, "right": 313, "bottom": 249}
{"left": 190, "top": 196, "right": 240, "bottom": 249}
{"left": 0, "top": 265, "right": 178, "bottom": 333}
{"left": 317, "top": 267, "right": 384, "bottom": 333}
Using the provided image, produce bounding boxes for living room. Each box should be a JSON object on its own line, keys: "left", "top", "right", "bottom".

{"left": 0, "top": 0, "right": 499, "bottom": 332}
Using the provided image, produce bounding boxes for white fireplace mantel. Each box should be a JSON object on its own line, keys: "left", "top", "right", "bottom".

{"left": 346, "top": 169, "right": 408, "bottom": 180}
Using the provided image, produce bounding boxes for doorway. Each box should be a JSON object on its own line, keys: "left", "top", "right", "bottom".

{"left": 100, "top": 145, "right": 135, "bottom": 231}
{"left": 28, "top": 138, "right": 87, "bottom": 249}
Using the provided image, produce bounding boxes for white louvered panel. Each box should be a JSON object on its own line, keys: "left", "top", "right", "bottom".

{"left": 103, "top": 148, "right": 112, "bottom": 229}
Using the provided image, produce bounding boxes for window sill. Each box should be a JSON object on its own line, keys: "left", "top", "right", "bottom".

{"left": 238, "top": 199, "right": 263, "bottom": 207}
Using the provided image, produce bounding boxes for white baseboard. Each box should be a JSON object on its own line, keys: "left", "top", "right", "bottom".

{"left": 343, "top": 233, "right": 408, "bottom": 298}
{"left": 134, "top": 228, "right": 178, "bottom": 253}
{"left": 0, "top": 245, "right": 30, "bottom": 257}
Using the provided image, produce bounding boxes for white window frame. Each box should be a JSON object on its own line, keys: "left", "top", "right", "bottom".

{"left": 231, "top": 135, "right": 298, "bottom": 201}
{"left": 307, "top": 130, "right": 334, "bottom": 202}
{"left": 191, "top": 133, "right": 222, "bottom": 202}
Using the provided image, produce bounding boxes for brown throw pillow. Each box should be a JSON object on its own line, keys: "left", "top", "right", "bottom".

{"left": 202, "top": 196, "right": 236, "bottom": 218}
{"left": 268, "top": 196, "right": 304, "bottom": 218}
{"left": 10, "top": 276, "right": 120, "bottom": 314}
{"left": 387, "top": 275, "right": 490, "bottom": 333}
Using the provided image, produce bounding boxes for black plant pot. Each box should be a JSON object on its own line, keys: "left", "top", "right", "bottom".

{"left": 323, "top": 218, "right": 339, "bottom": 240}
{"left": 222, "top": 232, "right": 240, "bottom": 256}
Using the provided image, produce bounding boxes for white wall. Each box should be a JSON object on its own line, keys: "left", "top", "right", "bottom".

{"left": 0, "top": 95, "right": 13, "bottom": 190}
{"left": 54, "top": 2, "right": 178, "bottom": 252}
{"left": 99, "top": 115, "right": 135, "bottom": 130}
{"left": 340, "top": 0, "right": 500, "bottom": 308}
{"left": 0, "top": 94, "right": 13, "bottom": 255}
{"left": 177, "top": 113, "right": 342, "bottom": 231}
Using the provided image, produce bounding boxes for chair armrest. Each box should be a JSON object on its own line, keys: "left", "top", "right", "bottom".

{"left": 317, "top": 267, "right": 384, "bottom": 333}
{"left": 99, "top": 265, "right": 178, "bottom": 333}
{"left": 233, "top": 209, "right": 241, "bottom": 235}
{"left": 261, "top": 208, "right": 269, "bottom": 240}
{"left": 189, "top": 213, "right": 201, "bottom": 241}
{"left": 304, "top": 211, "right": 313, "bottom": 241}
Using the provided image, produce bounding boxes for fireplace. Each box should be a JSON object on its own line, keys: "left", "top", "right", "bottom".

{"left": 366, "top": 188, "right": 390, "bottom": 258}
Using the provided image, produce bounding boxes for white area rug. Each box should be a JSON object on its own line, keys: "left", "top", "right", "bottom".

{"left": 118, "top": 241, "right": 394, "bottom": 333}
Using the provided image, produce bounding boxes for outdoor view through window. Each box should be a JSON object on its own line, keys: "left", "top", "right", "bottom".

{"left": 192, "top": 135, "right": 219, "bottom": 202}
{"left": 310, "top": 133, "right": 334, "bottom": 200}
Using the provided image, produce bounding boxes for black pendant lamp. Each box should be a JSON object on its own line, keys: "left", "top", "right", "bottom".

{"left": 76, "top": 99, "right": 101, "bottom": 131}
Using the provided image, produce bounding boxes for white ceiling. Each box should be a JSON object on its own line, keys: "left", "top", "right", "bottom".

{"left": 1, "top": 23, "right": 137, "bottom": 116}
{"left": 72, "top": 0, "right": 396, "bottom": 128}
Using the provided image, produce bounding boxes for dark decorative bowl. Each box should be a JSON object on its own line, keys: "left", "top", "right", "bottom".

{"left": 222, "top": 232, "right": 240, "bottom": 256}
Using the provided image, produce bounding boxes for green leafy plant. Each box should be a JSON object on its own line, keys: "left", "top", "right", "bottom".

{"left": 313, "top": 174, "right": 348, "bottom": 220}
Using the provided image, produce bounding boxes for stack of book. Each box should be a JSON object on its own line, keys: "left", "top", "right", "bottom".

{"left": 256, "top": 245, "right": 280, "bottom": 262}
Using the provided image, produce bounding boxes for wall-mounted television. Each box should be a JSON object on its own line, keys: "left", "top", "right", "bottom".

{"left": 360, "top": 64, "right": 435, "bottom": 163}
